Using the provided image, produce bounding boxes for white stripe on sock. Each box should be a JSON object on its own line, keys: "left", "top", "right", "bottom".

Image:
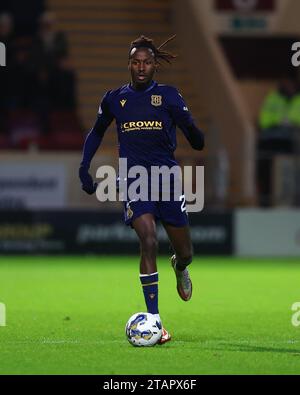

{"left": 139, "top": 272, "right": 158, "bottom": 278}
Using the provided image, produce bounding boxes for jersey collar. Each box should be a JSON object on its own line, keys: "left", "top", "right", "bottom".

{"left": 127, "top": 80, "right": 157, "bottom": 93}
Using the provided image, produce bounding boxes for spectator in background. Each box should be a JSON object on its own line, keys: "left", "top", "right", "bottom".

{"left": 49, "top": 55, "right": 77, "bottom": 110}
{"left": 5, "top": 38, "right": 41, "bottom": 147}
{"left": 259, "top": 78, "right": 300, "bottom": 132}
{"left": 9, "top": 38, "right": 36, "bottom": 109}
{"left": 30, "top": 11, "right": 73, "bottom": 134}
{"left": 0, "top": 12, "right": 14, "bottom": 61}
{"left": 31, "top": 11, "right": 68, "bottom": 72}
{"left": 257, "top": 78, "right": 300, "bottom": 206}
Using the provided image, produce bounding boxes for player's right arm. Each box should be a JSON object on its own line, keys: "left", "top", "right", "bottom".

{"left": 79, "top": 91, "right": 114, "bottom": 194}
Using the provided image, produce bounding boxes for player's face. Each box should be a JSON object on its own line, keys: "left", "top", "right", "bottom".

{"left": 129, "top": 48, "right": 157, "bottom": 88}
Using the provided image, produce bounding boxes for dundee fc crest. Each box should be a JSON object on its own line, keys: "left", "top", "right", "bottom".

{"left": 151, "top": 95, "right": 162, "bottom": 107}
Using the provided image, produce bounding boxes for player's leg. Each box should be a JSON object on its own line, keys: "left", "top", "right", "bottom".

{"left": 157, "top": 196, "right": 193, "bottom": 301}
{"left": 163, "top": 223, "right": 193, "bottom": 301}
{"left": 132, "top": 213, "right": 171, "bottom": 344}
{"left": 132, "top": 213, "right": 157, "bottom": 275}
{"left": 163, "top": 224, "right": 193, "bottom": 269}
{"left": 132, "top": 213, "right": 160, "bottom": 318}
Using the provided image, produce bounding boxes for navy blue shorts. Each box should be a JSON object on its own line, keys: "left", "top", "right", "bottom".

{"left": 123, "top": 196, "right": 189, "bottom": 228}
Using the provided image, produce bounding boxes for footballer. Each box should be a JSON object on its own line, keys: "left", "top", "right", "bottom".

{"left": 79, "top": 35, "right": 205, "bottom": 344}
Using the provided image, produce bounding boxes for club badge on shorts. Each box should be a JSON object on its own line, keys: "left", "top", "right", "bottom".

{"left": 127, "top": 207, "right": 133, "bottom": 219}
{"left": 126, "top": 202, "right": 134, "bottom": 219}
{"left": 151, "top": 95, "right": 162, "bottom": 107}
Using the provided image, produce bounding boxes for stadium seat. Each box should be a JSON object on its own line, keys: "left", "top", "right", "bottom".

{"left": 49, "top": 110, "right": 82, "bottom": 133}
{"left": 48, "top": 130, "right": 84, "bottom": 150}
{"left": 45, "top": 110, "right": 84, "bottom": 150}
{"left": 0, "top": 134, "right": 11, "bottom": 149}
{"left": 7, "top": 109, "right": 41, "bottom": 149}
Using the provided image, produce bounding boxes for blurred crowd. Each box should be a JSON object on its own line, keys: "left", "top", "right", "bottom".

{"left": 0, "top": 8, "right": 82, "bottom": 149}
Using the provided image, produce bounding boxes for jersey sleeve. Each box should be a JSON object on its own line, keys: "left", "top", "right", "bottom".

{"left": 97, "top": 90, "right": 115, "bottom": 129}
{"left": 168, "top": 88, "right": 194, "bottom": 126}
{"left": 80, "top": 91, "right": 115, "bottom": 168}
{"left": 168, "top": 88, "right": 204, "bottom": 151}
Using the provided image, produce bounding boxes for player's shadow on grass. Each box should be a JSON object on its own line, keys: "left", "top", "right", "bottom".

{"left": 220, "top": 343, "right": 300, "bottom": 355}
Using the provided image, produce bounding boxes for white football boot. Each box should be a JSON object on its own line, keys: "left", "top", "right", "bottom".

{"left": 171, "top": 255, "right": 192, "bottom": 301}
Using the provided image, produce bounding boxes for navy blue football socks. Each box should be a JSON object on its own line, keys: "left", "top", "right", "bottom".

{"left": 139, "top": 272, "right": 159, "bottom": 315}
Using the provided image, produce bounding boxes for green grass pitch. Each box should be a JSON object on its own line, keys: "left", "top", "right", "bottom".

{"left": 0, "top": 256, "right": 299, "bottom": 375}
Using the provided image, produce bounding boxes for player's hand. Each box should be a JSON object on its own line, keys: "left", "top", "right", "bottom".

{"left": 79, "top": 166, "right": 98, "bottom": 195}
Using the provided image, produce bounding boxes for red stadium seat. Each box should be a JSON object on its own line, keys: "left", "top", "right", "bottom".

{"left": 49, "top": 130, "right": 84, "bottom": 150}
{"left": 7, "top": 109, "right": 41, "bottom": 150}
{"left": 38, "top": 110, "right": 84, "bottom": 150}
{"left": 0, "top": 134, "right": 11, "bottom": 149}
{"left": 49, "top": 110, "right": 83, "bottom": 134}
{"left": 5, "top": 109, "right": 84, "bottom": 151}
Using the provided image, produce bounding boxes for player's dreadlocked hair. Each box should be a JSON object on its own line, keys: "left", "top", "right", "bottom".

{"left": 129, "top": 34, "right": 177, "bottom": 65}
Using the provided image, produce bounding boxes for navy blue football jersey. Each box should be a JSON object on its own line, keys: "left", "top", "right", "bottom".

{"left": 97, "top": 80, "right": 197, "bottom": 169}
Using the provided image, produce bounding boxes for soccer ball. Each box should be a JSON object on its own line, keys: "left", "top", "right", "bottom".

{"left": 125, "top": 312, "right": 162, "bottom": 347}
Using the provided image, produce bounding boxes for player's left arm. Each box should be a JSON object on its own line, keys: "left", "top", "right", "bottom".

{"left": 168, "top": 89, "right": 205, "bottom": 151}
